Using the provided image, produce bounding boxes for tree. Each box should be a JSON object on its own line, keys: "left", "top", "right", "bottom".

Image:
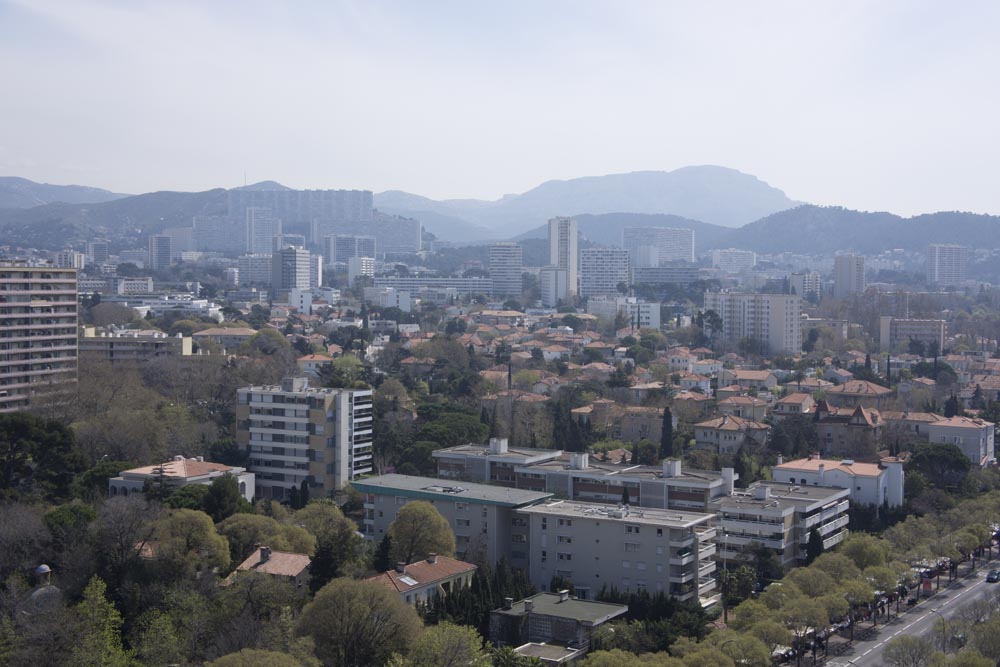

{"left": 217, "top": 513, "right": 316, "bottom": 564}
{"left": 208, "top": 649, "right": 305, "bottom": 667}
{"left": 0, "top": 411, "right": 82, "bottom": 500}
{"left": 491, "top": 646, "right": 545, "bottom": 667}
{"left": 748, "top": 620, "right": 792, "bottom": 658}
{"left": 153, "top": 509, "right": 231, "bottom": 578}
{"left": 296, "top": 578, "right": 422, "bottom": 667}
{"left": 70, "top": 576, "right": 135, "bottom": 667}
{"left": 779, "top": 599, "right": 828, "bottom": 666}
{"left": 840, "top": 532, "right": 890, "bottom": 570}
{"left": 883, "top": 636, "right": 937, "bottom": 667}
{"left": 805, "top": 528, "right": 824, "bottom": 564}
{"left": 909, "top": 443, "right": 970, "bottom": 489}
{"left": 204, "top": 474, "right": 244, "bottom": 522}
{"left": 373, "top": 534, "right": 393, "bottom": 572}
{"left": 388, "top": 501, "right": 456, "bottom": 564}
{"left": 944, "top": 393, "right": 961, "bottom": 418}
{"left": 405, "top": 622, "right": 491, "bottom": 667}
{"left": 660, "top": 408, "right": 675, "bottom": 459}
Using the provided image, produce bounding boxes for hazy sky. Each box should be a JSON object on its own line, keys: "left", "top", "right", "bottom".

{"left": 2, "top": 1, "right": 999, "bottom": 215}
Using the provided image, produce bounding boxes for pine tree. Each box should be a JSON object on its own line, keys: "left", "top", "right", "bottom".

{"left": 299, "top": 480, "right": 311, "bottom": 506}
{"left": 865, "top": 353, "right": 872, "bottom": 372}
{"left": 373, "top": 534, "right": 393, "bottom": 572}
{"left": 310, "top": 537, "right": 339, "bottom": 593}
{"left": 288, "top": 485, "right": 301, "bottom": 510}
{"left": 660, "top": 407, "right": 674, "bottom": 460}
{"left": 71, "top": 577, "right": 134, "bottom": 667}
{"left": 806, "top": 528, "right": 824, "bottom": 564}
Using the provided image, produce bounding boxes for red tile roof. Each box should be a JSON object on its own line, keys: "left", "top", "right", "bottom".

{"left": 236, "top": 547, "right": 311, "bottom": 578}
{"left": 366, "top": 555, "right": 476, "bottom": 594}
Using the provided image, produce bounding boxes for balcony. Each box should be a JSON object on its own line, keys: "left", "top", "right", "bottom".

{"left": 694, "top": 525, "right": 717, "bottom": 541}
{"left": 698, "top": 543, "right": 717, "bottom": 559}
{"left": 669, "top": 570, "right": 695, "bottom": 584}
{"left": 670, "top": 533, "right": 696, "bottom": 548}
{"left": 699, "top": 560, "right": 716, "bottom": 577}
{"left": 670, "top": 550, "right": 696, "bottom": 566}
{"left": 698, "top": 576, "right": 717, "bottom": 595}
{"left": 699, "top": 592, "right": 722, "bottom": 609}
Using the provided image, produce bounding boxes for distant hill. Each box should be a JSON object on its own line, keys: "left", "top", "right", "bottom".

{"left": 514, "top": 212, "right": 732, "bottom": 250}
{"left": 232, "top": 180, "right": 292, "bottom": 191}
{"left": 712, "top": 205, "right": 1000, "bottom": 254}
{"left": 376, "top": 166, "right": 799, "bottom": 240}
{"left": 0, "top": 189, "right": 227, "bottom": 249}
{"left": 0, "top": 176, "right": 127, "bottom": 208}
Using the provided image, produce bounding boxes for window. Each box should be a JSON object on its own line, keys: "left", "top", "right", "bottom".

{"left": 541, "top": 550, "right": 547, "bottom": 563}
{"left": 626, "top": 525, "right": 640, "bottom": 534}
{"left": 558, "top": 519, "right": 573, "bottom": 527}
{"left": 622, "top": 560, "right": 631, "bottom": 568}
{"left": 558, "top": 553, "right": 572, "bottom": 561}
{"left": 656, "top": 528, "right": 663, "bottom": 537}
{"left": 558, "top": 536, "right": 573, "bottom": 544}
{"left": 512, "top": 534, "right": 526, "bottom": 543}
{"left": 456, "top": 519, "right": 471, "bottom": 527}
{"left": 624, "top": 543, "right": 640, "bottom": 553}
{"left": 456, "top": 502, "right": 468, "bottom": 511}
{"left": 541, "top": 518, "right": 547, "bottom": 530}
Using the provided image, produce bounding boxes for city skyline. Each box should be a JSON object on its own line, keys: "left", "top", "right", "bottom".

{"left": 2, "top": 1, "right": 1000, "bottom": 216}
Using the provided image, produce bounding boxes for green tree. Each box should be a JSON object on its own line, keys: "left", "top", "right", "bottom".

{"left": 165, "top": 484, "right": 209, "bottom": 510}
{"left": 491, "top": 645, "right": 545, "bottom": 667}
{"left": 204, "top": 474, "right": 244, "bottom": 522}
{"left": 0, "top": 412, "right": 82, "bottom": 500}
{"left": 883, "top": 636, "right": 937, "bottom": 667}
{"left": 296, "top": 578, "right": 422, "bottom": 667}
{"left": 373, "top": 534, "right": 393, "bottom": 572}
{"left": 207, "top": 649, "right": 305, "bottom": 667}
{"left": 405, "top": 622, "right": 491, "bottom": 667}
{"left": 217, "top": 513, "right": 316, "bottom": 564}
{"left": 388, "top": 501, "right": 456, "bottom": 564}
{"left": 660, "top": 408, "right": 675, "bottom": 459}
{"left": 70, "top": 576, "right": 135, "bottom": 667}
{"left": 154, "top": 509, "right": 231, "bottom": 578}
{"left": 805, "top": 528, "right": 824, "bottom": 564}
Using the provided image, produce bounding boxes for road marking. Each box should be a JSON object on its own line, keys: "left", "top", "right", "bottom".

{"left": 863, "top": 649, "right": 873, "bottom": 656}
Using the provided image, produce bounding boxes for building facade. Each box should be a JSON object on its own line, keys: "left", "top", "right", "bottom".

{"left": 148, "top": 235, "right": 173, "bottom": 270}
{"left": 580, "top": 249, "right": 630, "bottom": 299}
{"left": 325, "top": 235, "right": 377, "bottom": 265}
{"left": 0, "top": 262, "right": 78, "bottom": 411}
{"left": 586, "top": 296, "right": 660, "bottom": 329}
{"left": 927, "top": 244, "right": 969, "bottom": 286}
{"left": 703, "top": 292, "right": 802, "bottom": 356}
{"left": 539, "top": 267, "right": 569, "bottom": 307}
{"left": 271, "top": 246, "right": 311, "bottom": 299}
{"left": 548, "top": 217, "right": 579, "bottom": 298}
{"left": 772, "top": 455, "right": 904, "bottom": 508}
{"left": 711, "top": 249, "right": 756, "bottom": 274}
{"left": 622, "top": 227, "right": 695, "bottom": 265}
{"left": 489, "top": 243, "right": 524, "bottom": 298}
{"left": 878, "top": 316, "right": 946, "bottom": 354}
{"left": 237, "top": 377, "right": 373, "bottom": 500}
{"left": 833, "top": 254, "right": 866, "bottom": 298}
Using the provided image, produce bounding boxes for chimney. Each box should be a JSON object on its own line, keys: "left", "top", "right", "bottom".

{"left": 663, "top": 459, "right": 682, "bottom": 477}
{"left": 753, "top": 485, "right": 771, "bottom": 501}
{"left": 427, "top": 553, "right": 438, "bottom": 564}
{"left": 489, "top": 437, "right": 509, "bottom": 454}
{"left": 260, "top": 546, "right": 271, "bottom": 563}
{"left": 503, "top": 597, "right": 513, "bottom": 610}
{"left": 396, "top": 562, "right": 406, "bottom": 574}
{"left": 776, "top": 454, "right": 783, "bottom": 465}
{"left": 524, "top": 599, "right": 534, "bottom": 613}
{"left": 559, "top": 589, "right": 570, "bottom": 602}
{"left": 817, "top": 463, "right": 825, "bottom": 484}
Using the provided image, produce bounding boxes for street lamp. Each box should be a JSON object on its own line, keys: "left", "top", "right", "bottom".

{"left": 928, "top": 608, "right": 947, "bottom": 653}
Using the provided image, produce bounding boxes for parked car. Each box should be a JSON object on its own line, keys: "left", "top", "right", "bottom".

{"left": 986, "top": 570, "right": 999, "bottom": 583}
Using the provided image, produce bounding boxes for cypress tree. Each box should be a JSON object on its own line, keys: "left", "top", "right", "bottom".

{"left": 660, "top": 407, "right": 674, "bottom": 459}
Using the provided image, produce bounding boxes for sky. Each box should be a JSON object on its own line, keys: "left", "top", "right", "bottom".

{"left": 1, "top": 0, "right": 999, "bottom": 216}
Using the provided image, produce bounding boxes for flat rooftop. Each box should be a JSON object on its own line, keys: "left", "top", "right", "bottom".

{"left": 517, "top": 500, "right": 714, "bottom": 528}
{"left": 518, "top": 455, "right": 730, "bottom": 485}
{"left": 495, "top": 593, "right": 627, "bottom": 625}
{"left": 352, "top": 474, "right": 553, "bottom": 507}
{"left": 514, "top": 643, "right": 585, "bottom": 662}
{"left": 713, "top": 482, "right": 848, "bottom": 511}
{"left": 432, "top": 443, "right": 563, "bottom": 464}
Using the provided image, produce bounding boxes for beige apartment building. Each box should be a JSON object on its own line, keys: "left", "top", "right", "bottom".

{"left": 79, "top": 327, "right": 193, "bottom": 362}
{"left": 0, "top": 262, "right": 78, "bottom": 411}
{"left": 515, "top": 501, "right": 719, "bottom": 606}
{"left": 711, "top": 482, "right": 850, "bottom": 571}
{"left": 236, "top": 377, "right": 373, "bottom": 500}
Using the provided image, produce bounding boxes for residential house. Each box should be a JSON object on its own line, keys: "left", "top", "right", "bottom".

{"left": 366, "top": 554, "right": 477, "bottom": 605}
{"left": 772, "top": 454, "right": 905, "bottom": 508}
{"left": 926, "top": 416, "right": 996, "bottom": 467}
{"left": 814, "top": 400, "right": 883, "bottom": 462}
{"left": 824, "top": 380, "right": 894, "bottom": 409}
{"left": 110, "top": 456, "right": 254, "bottom": 501}
{"left": 717, "top": 396, "right": 768, "bottom": 421}
{"left": 718, "top": 369, "right": 778, "bottom": 391}
{"left": 693, "top": 415, "right": 770, "bottom": 455}
{"left": 772, "top": 393, "right": 815, "bottom": 421}
{"left": 233, "top": 546, "right": 311, "bottom": 589}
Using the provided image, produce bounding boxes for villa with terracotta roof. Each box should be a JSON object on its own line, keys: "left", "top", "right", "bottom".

{"left": 192, "top": 327, "right": 258, "bottom": 350}
{"left": 296, "top": 353, "right": 334, "bottom": 377}
{"left": 824, "top": 380, "right": 894, "bottom": 409}
{"left": 773, "top": 393, "right": 815, "bottom": 421}
{"left": 814, "top": 401, "right": 883, "bottom": 461}
{"left": 693, "top": 415, "right": 770, "bottom": 455}
{"left": 718, "top": 369, "right": 778, "bottom": 391}
{"left": 109, "top": 456, "right": 255, "bottom": 501}
{"left": 366, "top": 554, "right": 477, "bottom": 605}
{"left": 717, "top": 395, "right": 768, "bottom": 420}
{"left": 234, "top": 546, "right": 311, "bottom": 589}
{"left": 926, "top": 416, "right": 996, "bottom": 467}
{"left": 772, "top": 454, "right": 904, "bottom": 507}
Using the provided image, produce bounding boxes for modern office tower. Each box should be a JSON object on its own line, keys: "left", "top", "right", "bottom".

{"left": 347, "top": 257, "right": 375, "bottom": 285}
{"left": 927, "top": 244, "right": 969, "bottom": 286}
{"left": 548, "top": 217, "right": 579, "bottom": 297}
{"left": 148, "top": 235, "right": 173, "bottom": 270}
{"left": 539, "top": 267, "right": 568, "bottom": 307}
{"left": 238, "top": 254, "right": 273, "bottom": 286}
{"left": 372, "top": 213, "right": 422, "bottom": 255}
{"left": 272, "top": 234, "right": 306, "bottom": 251}
{"left": 788, "top": 271, "right": 821, "bottom": 301}
{"left": 703, "top": 291, "right": 803, "bottom": 356}
{"left": 86, "top": 241, "right": 110, "bottom": 264}
{"left": 579, "top": 248, "right": 630, "bottom": 299}
{"left": 489, "top": 243, "right": 524, "bottom": 298}
{"left": 878, "top": 316, "right": 946, "bottom": 353}
{"left": 622, "top": 227, "right": 695, "bottom": 266}
{"left": 0, "top": 262, "right": 78, "bottom": 412}
{"left": 309, "top": 254, "right": 323, "bottom": 288}
{"left": 710, "top": 249, "right": 756, "bottom": 274}
{"left": 54, "top": 250, "right": 86, "bottom": 269}
{"left": 245, "top": 207, "right": 282, "bottom": 255}
{"left": 325, "top": 235, "right": 377, "bottom": 265}
{"left": 832, "top": 254, "right": 866, "bottom": 298}
{"left": 271, "top": 246, "right": 311, "bottom": 299}
{"left": 237, "top": 377, "right": 373, "bottom": 500}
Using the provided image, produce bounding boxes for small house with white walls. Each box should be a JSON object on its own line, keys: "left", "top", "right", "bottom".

{"left": 109, "top": 456, "right": 255, "bottom": 502}
{"left": 771, "top": 454, "right": 904, "bottom": 508}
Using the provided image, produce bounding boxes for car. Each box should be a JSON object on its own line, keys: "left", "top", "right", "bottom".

{"left": 986, "top": 570, "right": 1000, "bottom": 583}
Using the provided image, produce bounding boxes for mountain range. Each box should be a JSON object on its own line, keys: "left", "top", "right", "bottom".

{"left": 0, "top": 169, "right": 998, "bottom": 257}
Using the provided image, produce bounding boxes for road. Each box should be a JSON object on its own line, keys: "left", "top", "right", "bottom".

{"left": 828, "top": 562, "right": 1000, "bottom": 667}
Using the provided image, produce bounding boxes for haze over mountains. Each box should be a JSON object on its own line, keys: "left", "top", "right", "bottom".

{"left": 0, "top": 166, "right": 998, "bottom": 256}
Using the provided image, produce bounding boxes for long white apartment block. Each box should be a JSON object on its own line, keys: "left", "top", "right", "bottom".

{"left": 703, "top": 291, "right": 802, "bottom": 356}
{"left": 580, "top": 249, "right": 630, "bottom": 299}
{"left": 622, "top": 227, "right": 695, "bottom": 265}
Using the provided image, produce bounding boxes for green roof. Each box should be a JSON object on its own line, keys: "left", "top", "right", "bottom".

{"left": 495, "top": 593, "right": 628, "bottom": 625}
{"left": 351, "top": 474, "right": 552, "bottom": 508}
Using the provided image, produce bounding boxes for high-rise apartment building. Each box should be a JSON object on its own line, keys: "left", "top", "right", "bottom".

{"left": 833, "top": 254, "right": 866, "bottom": 298}
{"left": 548, "top": 217, "right": 579, "bottom": 298}
{"left": 54, "top": 250, "right": 86, "bottom": 269}
{"left": 148, "top": 235, "right": 173, "bottom": 271}
{"left": 489, "top": 243, "right": 524, "bottom": 298}
{"left": 622, "top": 227, "right": 695, "bottom": 266}
{"left": 237, "top": 377, "right": 373, "bottom": 500}
{"left": 711, "top": 249, "right": 756, "bottom": 274}
{"left": 580, "top": 249, "right": 630, "bottom": 299}
{"left": 788, "top": 271, "right": 821, "bottom": 301}
{"left": 245, "top": 207, "right": 282, "bottom": 255}
{"left": 238, "top": 254, "right": 273, "bottom": 286}
{"left": 927, "top": 244, "right": 969, "bottom": 286}
{"left": 86, "top": 241, "right": 110, "bottom": 265}
{"left": 347, "top": 257, "right": 375, "bottom": 285}
{"left": 325, "top": 235, "right": 377, "bottom": 265}
{"left": 586, "top": 296, "right": 661, "bottom": 329}
{"left": 878, "top": 316, "right": 946, "bottom": 353}
{"left": 703, "top": 291, "right": 803, "bottom": 356}
{"left": 271, "top": 246, "right": 311, "bottom": 299}
{"left": 372, "top": 214, "right": 422, "bottom": 255}
{"left": 227, "top": 188, "right": 374, "bottom": 242}
{"left": 193, "top": 215, "right": 242, "bottom": 254}
{"left": 539, "top": 267, "right": 568, "bottom": 308}
{"left": 309, "top": 254, "right": 323, "bottom": 288}
{"left": 0, "top": 262, "right": 78, "bottom": 412}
